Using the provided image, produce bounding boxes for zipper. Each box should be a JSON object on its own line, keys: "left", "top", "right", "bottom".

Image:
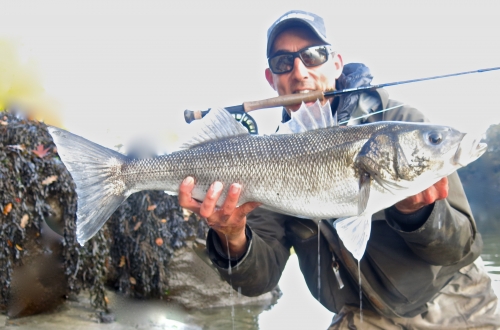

{"left": 319, "top": 219, "right": 345, "bottom": 290}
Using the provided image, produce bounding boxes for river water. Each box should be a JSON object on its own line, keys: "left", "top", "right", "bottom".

{"left": 481, "top": 232, "right": 500, "bottom": 291}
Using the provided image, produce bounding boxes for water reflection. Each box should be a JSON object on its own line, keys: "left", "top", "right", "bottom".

{"left": 3, "top": 229, "right": 499, "bottom": 329}
{"left": 258, "top": 254, "right": 332, "bottom": 329}
{"left": 175, "top": 226, "right": 500, "bottom": 330}
{"left": 108, "top": 291, "right": 267, "bottom": 330}
{"left": 186, "top": 305, "right": 265, "bottom": 330}
{"left": 481, "top": 233, "right": 500, "bottom": 296}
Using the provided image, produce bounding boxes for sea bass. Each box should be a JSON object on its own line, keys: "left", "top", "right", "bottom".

{"left": 48, "top": 102, "right": 486, "bottom": 260}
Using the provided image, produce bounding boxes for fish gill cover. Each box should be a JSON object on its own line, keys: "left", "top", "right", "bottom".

{"left": 0, "top": 108, "right": 208, "bottom": 317}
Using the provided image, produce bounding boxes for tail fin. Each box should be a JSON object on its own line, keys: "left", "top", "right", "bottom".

{"left": 48, "top": 127, "right": 131, "bottom": 245}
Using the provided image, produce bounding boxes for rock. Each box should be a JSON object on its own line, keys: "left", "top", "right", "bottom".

{"left": 0, "top": 110, "right": 111, "bottom": 318}
{"left": 7, "top": 255, "right": 66, "bottom": 318}
{"left": 97, "top": 311, "right": 116, "bottom": 323}
{"left": 0, "top": 313, "right": 7, "bottom": 327}
{"left": 0, "top": 110, "right": 280, "bottom": 320}
{"left": 167, "top": 240, "right": 280, "bottom": 309}
{"left": 6, "top": 223, "right": 67, "bottom": 318}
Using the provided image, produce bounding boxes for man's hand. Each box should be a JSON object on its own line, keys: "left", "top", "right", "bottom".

{"left": 178, "top": 177, "right": 261, "bottom": 258}
{"left": 394, "top": 177, "right": 449, "bottom": 214}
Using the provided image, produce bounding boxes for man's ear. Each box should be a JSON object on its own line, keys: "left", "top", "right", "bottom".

{"left": 333, "top": 53, "right": 344, "bottom": 79}
{"left": 265, "top": 68, "right": 277, "bottom": 91}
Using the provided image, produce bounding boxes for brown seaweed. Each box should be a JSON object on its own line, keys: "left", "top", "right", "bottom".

{"left": 0, "top": 108, "right": 208, "bottom": 318}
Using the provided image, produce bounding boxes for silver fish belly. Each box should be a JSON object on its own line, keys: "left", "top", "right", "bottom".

{"left": 123, "top": 128, "right": 369, "bottom": 218}
{"left": 48, "top": 106, "right": 486, "bottom": 260}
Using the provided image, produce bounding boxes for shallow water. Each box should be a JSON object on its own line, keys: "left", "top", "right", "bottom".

{"left": 195, "top": 227, "right": 500, "bottom": 330}
{"left": 481, "top": 233, "right": 500, "bottom": 286}
{"left": 3, "top": 227, "right": 499, "bottom": 330}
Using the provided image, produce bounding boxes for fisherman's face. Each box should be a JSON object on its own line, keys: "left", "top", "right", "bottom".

{"left": 265, "top": 27, "right": 343, "bottom": 114}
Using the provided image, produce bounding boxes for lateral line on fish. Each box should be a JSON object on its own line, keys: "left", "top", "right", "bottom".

{"left": 338, "top": 104, "right": 406, "bottom": 126}
{"left": 47, "top": 107, "right": 487, "bottom": 260}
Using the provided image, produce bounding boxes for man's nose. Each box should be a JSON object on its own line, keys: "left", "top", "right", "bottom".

{"left": 290, "top": 57, "right": 309, "bottom": 79}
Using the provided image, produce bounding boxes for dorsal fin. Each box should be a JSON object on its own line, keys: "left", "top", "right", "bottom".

{"left": 275, "top": 100, "right": 337, "bottom": 135}
{"left": 180, "top": 107, "right": 249, "bottom": 149}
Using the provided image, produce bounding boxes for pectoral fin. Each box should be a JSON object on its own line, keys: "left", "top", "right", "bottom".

{"left": 333, "top": 214, "right": 372, "bottom": 261}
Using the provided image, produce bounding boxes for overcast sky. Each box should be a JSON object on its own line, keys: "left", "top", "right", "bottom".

{"left": 1, "top": 0, "right": 499, "bottom": 152}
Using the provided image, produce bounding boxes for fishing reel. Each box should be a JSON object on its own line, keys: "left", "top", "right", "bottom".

{"left": 184, "top": 108, "right": 259, "bottom": 135}
{"left": 230, "top": 112, "right": 258, "bottom": 135}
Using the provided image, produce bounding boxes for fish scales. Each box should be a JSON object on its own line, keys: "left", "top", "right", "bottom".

{"left": 48, "top": 105, "right": 486, "bottom": 257}
{"left": 120, "top": 124, "right": 386, "bottom": 219}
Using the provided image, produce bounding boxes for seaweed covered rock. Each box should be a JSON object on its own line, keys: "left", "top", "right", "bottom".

{"left": 167, "top": 239, "right": 281, "bottom": 309}
{"left": 0, "top": 109, "right": 279, "bottom": 319}
{"left": 105, "top": 192, "right": 279, "bottom": 309}
{"left": 0, "top": 109, "right": 108, "bottom": 317}
{"left": 105, "top": 190, "right": 208, "bottom": 298}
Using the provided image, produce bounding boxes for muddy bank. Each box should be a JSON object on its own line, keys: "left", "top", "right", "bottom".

{"left": 1, "top": 287, "right": 276, "bottom": 330}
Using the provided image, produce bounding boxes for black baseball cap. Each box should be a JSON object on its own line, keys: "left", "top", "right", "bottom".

{"left": 267, "top": 10, "right": 331, "bottom": 58}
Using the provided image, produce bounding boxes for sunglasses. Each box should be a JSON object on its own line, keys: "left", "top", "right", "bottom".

{"left": 268, "top": 45, "right": 333, "bottom": 74}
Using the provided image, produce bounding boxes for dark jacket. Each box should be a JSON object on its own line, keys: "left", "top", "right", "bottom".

{"left": 206, "top": 65, "right": 482, "bottom": 318}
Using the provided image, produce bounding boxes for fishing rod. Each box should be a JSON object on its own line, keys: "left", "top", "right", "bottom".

{"left": 183, "top": 66, "right": 500, "bottom": 133}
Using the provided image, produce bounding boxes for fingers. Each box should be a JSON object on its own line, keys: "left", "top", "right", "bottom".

{"left": 220, "top": 184, "right": 241, "bottom": 216}
{"left": 200, "top": 181, "right": 224, "bottom": 218}
{"left": 421, "top": 177, "right": 449, "bottom": 205}
{"left": 434, "top": 177, "right": 449, "bottom": 200}
{"left": 395, "top": 177, "right": 450, "bottom": 214}
{"left": 420, "top": 187, "right": 435, "bottom": 205}
{"left": 218, "top": 185, "right": 261, "bottom": 219}
{"left": 178, "top": 179, "right": 256, "bottom": 240}
{"left": 179, "top": 178, "right": 247, "bottom": 218}
{"left": 178, "top": 176, "right": 201, "bottom": 213}
{"left": 238, "top": 201, "right": 262, "bottom": 215}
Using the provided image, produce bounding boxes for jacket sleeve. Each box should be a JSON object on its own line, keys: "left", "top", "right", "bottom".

{"left": 384, "top": 171, "right": 480, "bottom": 265}
{"left": 206, "top": 207, "right": 291, "bottom": 296}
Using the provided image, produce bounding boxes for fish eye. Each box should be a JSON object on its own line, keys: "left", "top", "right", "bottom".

{"left": 427, "top": 132, "right": 443, "bottom": 145}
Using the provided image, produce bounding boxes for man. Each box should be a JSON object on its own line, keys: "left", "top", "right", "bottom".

{"left": 179, "top": 10, "right": 500, "bottom": 328}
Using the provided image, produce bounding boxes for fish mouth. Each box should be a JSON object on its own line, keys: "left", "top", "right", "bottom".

{"left": 453, "top": 132, "right": 487, "bottom": 167}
